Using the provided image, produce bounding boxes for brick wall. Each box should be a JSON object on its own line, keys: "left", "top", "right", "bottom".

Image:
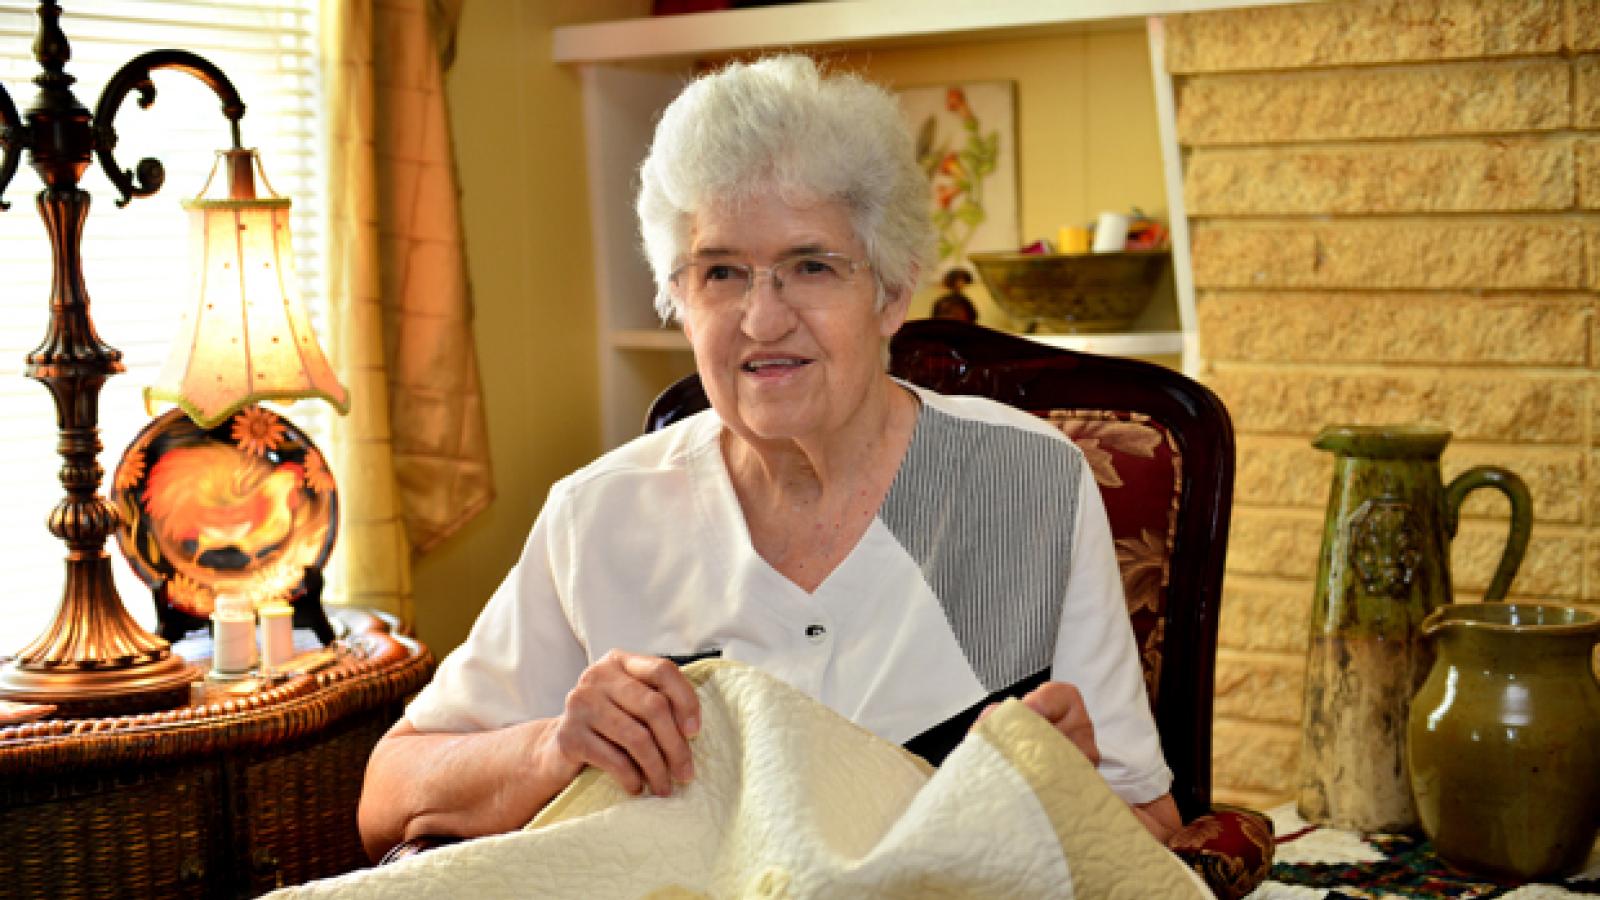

{"left": 1165, "top": 0, "right": 1600, "bottom": 811}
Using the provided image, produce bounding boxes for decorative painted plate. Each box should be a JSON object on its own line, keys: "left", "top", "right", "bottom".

{"left": 110, "top": 405, "right": 338, "bottom": 618}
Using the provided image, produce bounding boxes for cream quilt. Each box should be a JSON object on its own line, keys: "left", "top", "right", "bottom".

{"left": 276, "top": 660, "right": 1211, "bottom": 899}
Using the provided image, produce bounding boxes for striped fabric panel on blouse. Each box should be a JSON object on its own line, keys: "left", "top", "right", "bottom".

{"left": 879, "top": 403, "right": 1081, "bottom": 692}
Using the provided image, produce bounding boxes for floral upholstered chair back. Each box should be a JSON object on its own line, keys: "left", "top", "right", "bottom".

{"left": 1044, "top": 410, "right": 1180, "bottom": 705}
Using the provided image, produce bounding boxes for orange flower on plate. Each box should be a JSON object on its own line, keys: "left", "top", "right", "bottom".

{"left": 115, "top": 447, "right": 146, "bottom": 493}
{"left": 935, "top": 182, "right": 964, "bottom": 209}
{"left": 165, "top": 572, "right": 210, "bottom": 616}
{"left": 232, "top": 405, "right": 286, "bottom": 457}
{"left": 302, "top": 451, "right": 336, "bottom": 495}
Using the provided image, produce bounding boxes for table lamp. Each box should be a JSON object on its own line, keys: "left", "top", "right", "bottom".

{"left": 111, "top": 146, "right": 348, "bottom": 645}
{"left": 0, "top": 2, "right": 341, "bottom": 717}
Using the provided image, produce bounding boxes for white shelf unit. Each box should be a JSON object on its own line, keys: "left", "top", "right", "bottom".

{"left": 556, "top": 0, "right": 1307, "bottom": 448}
{"left": 1028, "top": 330, "right": 1185, "bottom": 356}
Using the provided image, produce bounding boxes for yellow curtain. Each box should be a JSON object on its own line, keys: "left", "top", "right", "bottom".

{"left": 322, "top": 0, "right": 492, "bottom": 625}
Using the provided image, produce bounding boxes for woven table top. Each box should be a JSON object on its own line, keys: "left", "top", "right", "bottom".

{"left": 0, "top": 609, "right": 433, "bottom": 775}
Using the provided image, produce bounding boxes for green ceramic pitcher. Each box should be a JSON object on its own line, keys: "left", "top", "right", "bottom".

{"left": 1295, "top": 425, "right": 1531, "bottom": 834}
{"left": 1408, "top": 603, "right": 1600, "bottom": 881}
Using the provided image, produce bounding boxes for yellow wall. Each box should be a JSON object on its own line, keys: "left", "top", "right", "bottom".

{"left": 413, "top": 0, "right": 647, "bottom": 655}
{"left": 420, "top": 12, "right": 1167, "bottom": 656}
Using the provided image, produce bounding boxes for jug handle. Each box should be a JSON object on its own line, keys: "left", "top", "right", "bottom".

{"left": 1443, "top": 466, "right": 1531, "bottom": 601}
{"left": 1418, "top": 605, "right": 1449, "bottom": 639}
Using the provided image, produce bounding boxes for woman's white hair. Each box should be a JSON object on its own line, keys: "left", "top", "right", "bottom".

{"left": 637, "top": 55, "right": 934, "bottom": 321}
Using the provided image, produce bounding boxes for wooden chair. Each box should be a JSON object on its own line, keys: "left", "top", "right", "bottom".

{"left": 646, "top": 318, "right": 1271, "bottom": 898}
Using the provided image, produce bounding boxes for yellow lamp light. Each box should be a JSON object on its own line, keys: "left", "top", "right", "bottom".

{"left": 145, "top": 148, "right": 348, "bottom": 429}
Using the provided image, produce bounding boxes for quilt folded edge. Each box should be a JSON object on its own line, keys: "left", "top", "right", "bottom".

{"left": 976, "top": 698, "right": 1214, "bottom": 899}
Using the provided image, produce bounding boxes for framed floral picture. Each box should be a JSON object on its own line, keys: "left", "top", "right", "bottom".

{"left": 897, "top": 80, "right": 1019, "bottom": 280}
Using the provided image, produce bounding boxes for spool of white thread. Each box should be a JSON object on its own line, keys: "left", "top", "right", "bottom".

{"left": 1091, "top": 210, "right": 1130, "bottom": 253}
{"left": 211, "top": 595, "right": 258, "bottom": 676}
{"left": 259, "top": 603, "right": 296, "bottom": 672}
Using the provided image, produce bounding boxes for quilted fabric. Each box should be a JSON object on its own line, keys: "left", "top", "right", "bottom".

{"left": 273, "top": 660, "right": 1211, "bottom": 899}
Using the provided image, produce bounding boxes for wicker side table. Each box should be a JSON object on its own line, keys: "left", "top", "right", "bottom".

{"left": 0, "top": 608, "right": 434, "bottom": 899}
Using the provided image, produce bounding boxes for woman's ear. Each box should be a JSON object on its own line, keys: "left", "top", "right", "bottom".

{"left": 876, "top": 275, "right": 915, "bottom": 337}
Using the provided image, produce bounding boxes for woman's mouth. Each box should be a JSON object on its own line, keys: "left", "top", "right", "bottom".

{"left": 740, "top": 357, "right": 812, "bottom": 374}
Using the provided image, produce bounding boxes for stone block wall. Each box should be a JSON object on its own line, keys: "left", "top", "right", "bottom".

{"left": 1165, "top": 0, "right": 1600, "bottom": 811}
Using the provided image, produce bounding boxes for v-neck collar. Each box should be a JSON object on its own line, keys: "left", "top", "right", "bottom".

{"left": 697, "top": 381, "right": 929, "bottom": 598}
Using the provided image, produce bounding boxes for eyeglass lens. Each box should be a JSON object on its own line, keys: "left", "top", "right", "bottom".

{"left": 674, "top": 253, "right": 860, "bottom": 309}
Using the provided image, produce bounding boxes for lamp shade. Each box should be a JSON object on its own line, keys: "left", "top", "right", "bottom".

{"left": 146, "top": 154, "right": 348, "bottom": 429}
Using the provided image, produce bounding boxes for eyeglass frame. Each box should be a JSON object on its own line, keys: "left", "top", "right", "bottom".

{"left": 665, "top": 250, "right": 876, "bottom": 312}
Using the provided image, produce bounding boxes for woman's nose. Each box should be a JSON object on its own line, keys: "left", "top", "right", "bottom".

{"left": 740, "top": 271, "right": 796, "bottom": 340}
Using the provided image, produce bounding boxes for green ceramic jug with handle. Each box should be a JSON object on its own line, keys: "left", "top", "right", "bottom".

{"left": 1295, "top": 425, "right": 1531, "bottom": 834}
{"left": 1407, "top": 602, "right": 1600, "bottom": 881}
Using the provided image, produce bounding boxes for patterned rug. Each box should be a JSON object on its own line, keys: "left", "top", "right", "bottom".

{"left": 1249, "top": 806, "right": 1600, "bottom": 900}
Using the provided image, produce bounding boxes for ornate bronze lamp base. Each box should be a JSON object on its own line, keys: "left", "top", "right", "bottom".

{"left": 0, "top": 656, "right": 195, "bottom": 719}
{"left": 0, "top": 555, "right": 199, "bottom": 718}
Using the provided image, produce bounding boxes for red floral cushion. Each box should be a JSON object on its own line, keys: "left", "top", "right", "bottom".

{"left": 1042, "top": 409, "right": 1181, "bottom": 705}
{"left": 1168, "top": 808, "right": 1276, "bottom": 900}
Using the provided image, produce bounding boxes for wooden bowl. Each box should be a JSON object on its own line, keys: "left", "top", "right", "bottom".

{"left": 969, "top": 250, "right": 1169, "bottom": 333}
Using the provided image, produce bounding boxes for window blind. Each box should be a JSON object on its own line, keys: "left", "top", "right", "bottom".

{"left": 0, "top": 0, "right": 328, "bottom": 652}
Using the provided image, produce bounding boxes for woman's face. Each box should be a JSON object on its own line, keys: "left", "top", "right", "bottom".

{"left": 679, "top": 190, "right": 909, "bottom": 448}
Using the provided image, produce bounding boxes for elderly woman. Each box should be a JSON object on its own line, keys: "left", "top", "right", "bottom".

{"left": 358, "top": 55, "right": 1180, "bottom": 860}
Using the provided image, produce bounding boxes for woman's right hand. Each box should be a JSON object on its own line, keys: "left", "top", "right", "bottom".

{"left": 361, "top": 651, "right": 702, "bottom": 857}
{"left": 545, "top": 649, "right": 702, "bottom": 798}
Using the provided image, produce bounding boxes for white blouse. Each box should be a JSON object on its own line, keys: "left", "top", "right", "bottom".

{"left": 405, "top": 383, "right": 1172, "bottom": 805}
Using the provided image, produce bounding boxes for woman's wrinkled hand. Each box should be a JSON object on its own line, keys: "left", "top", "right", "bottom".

{"left": 974, "top": 682, "right": 1181, "bottom": 843}
{"left": 977, "top": 680, "right": 1100, "bottom": 766}
{"left": 547, "top": 650, "right": 702, "bottom": 798}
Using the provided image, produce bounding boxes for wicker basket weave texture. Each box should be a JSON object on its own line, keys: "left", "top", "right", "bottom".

{"left": 1, "top": 764, "right": 218, "bottom": 897}
{"left": 0, "top": 626, "right": 433, "bottom": 898}
{"left": 232, "top": 713, "right": 392, "bottom": 895}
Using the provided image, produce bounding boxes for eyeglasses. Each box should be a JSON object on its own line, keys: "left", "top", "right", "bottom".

{"left": 667, "top": 251, "right": 871, "bottom": 312}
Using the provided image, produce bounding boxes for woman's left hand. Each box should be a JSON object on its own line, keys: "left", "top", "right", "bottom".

{"left": 979, "top": 682, "right": 1182, "bottom": 843}
{"left": 978, "top": 680, "right": 1100, "bottom": 765}
{"left": 1018, "top": 681, "right": 1100, "bottom": 765}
